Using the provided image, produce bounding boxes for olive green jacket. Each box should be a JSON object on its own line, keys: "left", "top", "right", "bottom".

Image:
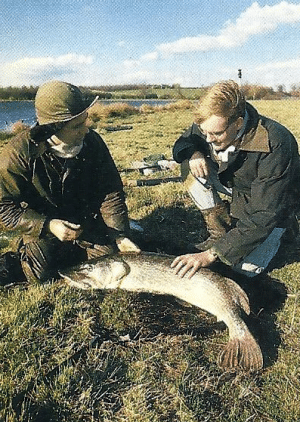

{"left": 0, "top": 129, "right": 129, "bottom": 251}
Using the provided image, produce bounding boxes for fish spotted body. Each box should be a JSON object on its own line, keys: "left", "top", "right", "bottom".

{"left": 60, "top": 252, "right": 263, "bottom": 372}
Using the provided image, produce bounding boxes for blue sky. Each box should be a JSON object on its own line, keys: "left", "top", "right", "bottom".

{"left": 1, "top": 0, "right": 300, "bottom": 89}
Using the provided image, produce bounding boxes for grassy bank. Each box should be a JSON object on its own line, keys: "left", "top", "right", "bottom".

{"left": 0, "top": 100, "right": 300, "bottom": 421}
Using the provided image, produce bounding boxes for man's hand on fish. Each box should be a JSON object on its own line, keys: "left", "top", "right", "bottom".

{"left": 48, "top": 219, "right": 83, "bottom": 242}
{"left": 116, "top": 237, "right": 141, "bottom": 253}
{"left": 171, "top": 250, "right": 217, "bottom": 278}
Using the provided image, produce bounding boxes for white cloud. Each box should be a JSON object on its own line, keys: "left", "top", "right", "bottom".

{"left": 119, "top": 1, "right": 300, "bottom": 87}
{"left": 256, "top": 57, "right": 300, "bottom": 71}
{"left": 157, "top": 1, "right": 300, "bottom": 55}
{"left": 140, "top": 51, "right": 159, "bottom": 62}
{"left": 158, "top": 35, "right": 220, "bottom": 55}
{"left": 122, "top": 1, "right": 300, "bottom": 78}
{"left": 123, "top": 59, "right": 142, "bottom": 69}
{"left": 252, "top": 57, "right": 300, "bottom": 89}
{"left": 0, "top": 54, "right": 94, "bottom": 86}
{"left": 118, "top": 69, "right": 154, "bottom": 84}
{"left": 123, "top": 51, "right": 158, "bottom": 69}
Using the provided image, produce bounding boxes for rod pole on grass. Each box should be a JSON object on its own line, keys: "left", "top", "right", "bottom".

{"left": 124, "top": 176, "right": 182, "bottom": 187}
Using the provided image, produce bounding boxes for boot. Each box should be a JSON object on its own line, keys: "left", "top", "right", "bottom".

{"left": 194, "top": 202, "right": 232, "bottom": 251}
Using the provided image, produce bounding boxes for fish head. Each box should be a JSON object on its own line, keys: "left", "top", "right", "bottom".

{"left": 60, "top": 257, "right": 129, "bottom": 290}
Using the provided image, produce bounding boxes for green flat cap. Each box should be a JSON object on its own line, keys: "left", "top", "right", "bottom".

{"left": 35, "top": 80, "right": 98, "bottom": 125}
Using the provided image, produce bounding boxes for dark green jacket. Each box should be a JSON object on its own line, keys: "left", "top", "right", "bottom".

{"left": 173, "top": 103, "right": 300, "bottom": 265}
{"left": 0, "top": 129, "right": 129, "bottom": 251}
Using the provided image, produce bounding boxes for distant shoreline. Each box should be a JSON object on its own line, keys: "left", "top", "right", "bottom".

{"left": 0, "top": 99, "right": 34, "bottom": 103}
{"left": 0, "top": 98, "right": 176, "bottom": 103}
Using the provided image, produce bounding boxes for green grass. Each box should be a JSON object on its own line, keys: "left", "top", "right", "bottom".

{"left": 1, "top": 100, "right": 300, "bottom": 421}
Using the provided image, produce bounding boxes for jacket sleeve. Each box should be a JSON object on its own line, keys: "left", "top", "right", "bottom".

{"left": 93, "top": 134, "right": 130, "bottom": 240}
{"left": 173, "top": 123, "right": 209, "bottom": 163}
{"left": 212, "top": 128, "right": 298, "bottom": 265}
{"left": 0, "top": 137, "right": 47, "bottom": 245}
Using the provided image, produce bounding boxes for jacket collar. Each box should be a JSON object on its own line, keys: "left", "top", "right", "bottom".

{"left": 238, "top": 103, "right": 270, "bottom": 153}
{"left": 29, "top": 138, "right": 49, "bottom": 158}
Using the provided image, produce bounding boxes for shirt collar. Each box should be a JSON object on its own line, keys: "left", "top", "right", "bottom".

{"left": 47, "top": 138, "right": 84, "bottom": 158}
{"left": 214, "top": 145, "right": 236, "bottom": 162}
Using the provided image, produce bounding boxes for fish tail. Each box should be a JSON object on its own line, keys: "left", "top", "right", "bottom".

{"left": 218, "top": 330, "right": 263, "bottom": 372}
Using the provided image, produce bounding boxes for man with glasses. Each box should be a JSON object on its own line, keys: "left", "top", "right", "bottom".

{"left": 171, "top": 80, "right": 300, "bottom": 278}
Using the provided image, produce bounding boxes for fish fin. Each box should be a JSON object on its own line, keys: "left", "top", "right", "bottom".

{"left": 225, "top": 277, "right": 250, "bottom": 315}
{"left": 218, "top": 331, "right": 263, "bottom": 372}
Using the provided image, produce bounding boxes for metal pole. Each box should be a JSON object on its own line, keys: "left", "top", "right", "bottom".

{"left": 238, "top": 69, "right": 242, "bottom": 86}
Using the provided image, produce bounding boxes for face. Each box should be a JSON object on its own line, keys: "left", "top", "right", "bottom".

{"left": 52, "top": 112, "right": 89, "bottom": 146}
{"left": 199, "top": 115, "right": 243, "bottom": 152}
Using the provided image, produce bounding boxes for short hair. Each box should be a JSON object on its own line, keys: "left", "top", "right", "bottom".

{"left": 195, "top": 80, "right": 246, "bottom": 124}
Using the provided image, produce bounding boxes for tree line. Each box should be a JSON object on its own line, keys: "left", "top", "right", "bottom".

{"left": 0, "top": 86, "right": 38, "bottom": 101}
{"left": 1, "top": 83, "right": 300, "bottom": 101}
{"left": 0, "top": 86, "right": 98, "bottom": 101}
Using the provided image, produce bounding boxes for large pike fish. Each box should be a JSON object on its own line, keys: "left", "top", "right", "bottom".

{"left": 60, "top": 252, "right": 263, "bottom": 372}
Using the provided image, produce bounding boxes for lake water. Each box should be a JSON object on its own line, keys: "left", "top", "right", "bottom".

{"left": 0, "top": 101, "right": 36, "bottom": 130}
{"left": 0, "top": 99, "right": 174, "bottom": 131}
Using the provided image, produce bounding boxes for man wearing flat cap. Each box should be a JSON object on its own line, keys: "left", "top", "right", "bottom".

{"left": 0, "top": 80, "right": 139, "bottom": 283}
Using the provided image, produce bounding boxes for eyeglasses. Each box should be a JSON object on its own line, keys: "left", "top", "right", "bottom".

{"left": 199, "top": 117, "right": 237, "bottom": 140}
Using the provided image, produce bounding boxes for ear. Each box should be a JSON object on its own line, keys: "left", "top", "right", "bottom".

{"left": 235, "top": 117, "right": 244, "bottom": 130}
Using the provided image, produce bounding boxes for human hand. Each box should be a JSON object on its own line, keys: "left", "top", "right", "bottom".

{"left": 48, "top": 219, "right": 83, "bottom": 242}
{"left": 87, "top": 243, "right": 115, "bottom": 259}
{"left": 171, "top": 250, "right": 217, "bottom": 278}
{"left": 116, "top": 237, "right": 141, "bottom": 253}
{"left": 189, "top": 151, "right": 210, "bottom": 179}
{"left": 74, "top": 239, "right": 114, "bottom": 259}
